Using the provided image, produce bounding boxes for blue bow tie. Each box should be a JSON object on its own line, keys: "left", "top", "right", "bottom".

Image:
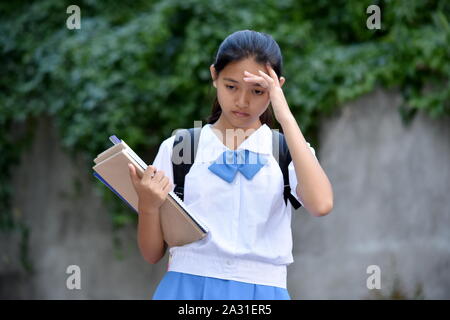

{"left": 208, "top": 149, "right": 268, "bottom": 183}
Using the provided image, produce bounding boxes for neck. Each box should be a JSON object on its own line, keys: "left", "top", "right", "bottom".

{"left": 212, "top": 114, "right": 262, "bottom": 135}
{"left": 211, "top": 114, "right": 262, "bottom": 150}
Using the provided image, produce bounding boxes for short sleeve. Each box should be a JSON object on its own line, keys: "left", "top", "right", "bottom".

{"left": 151, "top": 135, "right": 176, "bottom": 191}
{"left": 288, "top": 142, "right": 317, "bottom": 207}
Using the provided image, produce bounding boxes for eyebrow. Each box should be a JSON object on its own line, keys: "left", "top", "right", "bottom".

{"left": 223, "top": 77, "right": 263, "bottom": 87}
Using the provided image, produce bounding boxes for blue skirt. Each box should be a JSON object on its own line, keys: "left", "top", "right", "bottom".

{"left": 152, "top": 271, "right": 291, "bottom": 300}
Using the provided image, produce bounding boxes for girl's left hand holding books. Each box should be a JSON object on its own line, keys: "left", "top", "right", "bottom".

{"left": 243, "top": 63, "right": 292, "bottom": 124}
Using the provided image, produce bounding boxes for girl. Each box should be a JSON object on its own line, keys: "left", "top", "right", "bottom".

{"left": 128, "top": 30, "right": 334, "bottom": 300}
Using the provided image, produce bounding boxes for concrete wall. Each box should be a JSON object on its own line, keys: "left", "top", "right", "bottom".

{"left": 1, "top": 115, "right": 168, "bottom": 299}
{"left": 1, "top": 88, "right": 449, "bottom": 299}
{"left": 288, "top": 88, "right": 450, "bottom": 299}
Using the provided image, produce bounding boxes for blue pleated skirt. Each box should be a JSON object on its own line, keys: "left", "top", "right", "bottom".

{"left": 152, "top": 271, "right": 291, "bottom": 300}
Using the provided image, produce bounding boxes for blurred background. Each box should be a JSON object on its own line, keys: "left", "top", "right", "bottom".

{"left": 0, "top": 0, "right": 449, "bottom": 299}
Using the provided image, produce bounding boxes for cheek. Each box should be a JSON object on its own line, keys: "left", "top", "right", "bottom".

{"left": 257, "top": 96, "right": 271, "bottom": 109}
{"left": 217, "top": 89, "right": 231, "bottom": 105}
{"left": 255, "top": 99, "right": 271, "bottom": 117}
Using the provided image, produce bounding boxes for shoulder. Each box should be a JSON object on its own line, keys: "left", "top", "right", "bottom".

{"left": 157, "top": 126, "right": 205, "bottom": 155}
{"left": 159, "top": 135, "right": 176, "bottom": 151}
{"left": 287, "top": 142, "right": 317, "bottom": 170}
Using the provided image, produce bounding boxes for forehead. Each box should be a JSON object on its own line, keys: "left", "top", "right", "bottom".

{"left": 219, "top": 58, "right": 268, "bottom": 86}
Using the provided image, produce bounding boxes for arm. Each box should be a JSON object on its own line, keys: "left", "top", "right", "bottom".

{"left": 137, "top": 207, "right": 167, "bottom": 264}
{"left": 129, "top": 164, "right": 171, "bottom": 264}
{"left": 279, "top": 115, "right": 334, "bottom": 217}
{"left": 243, "top": 64, "right": 334, "bottom": 217}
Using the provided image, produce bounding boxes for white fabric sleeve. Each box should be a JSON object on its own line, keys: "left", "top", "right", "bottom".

{"left": 151, "top": 135, "right": 176, "bottom": 191}
{"left": 288, "top": 142, "right": 317, "bottom": 207}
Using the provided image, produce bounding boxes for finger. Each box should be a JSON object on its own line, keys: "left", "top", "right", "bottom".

{"left": 128, "top": 163, "right": 137, "bottom": 179}
{"left": 141, "top": 165, "right": 157, "bottom": 184}
{"left": 145, "top": 165, "right": 157, "bottom": 178}
{"left": 160, "top": 176, "right": 170, "bottom": 190}
{"left": 243, "top": 75, "right": 269, "bottom": 89}
{"left": 128, "top": 163, "right": 140, "bottom": 187}
{"left": 244, "top": 70, "right": 268, "bottom": 82}
{"left": 162, "top": 181, "right": 172, "bottom": 194}
{"left": 147, "top": 165, "right": 157, "bottom": 175}
{"left": 244, "top": 70, "right": 272, "bottom": 87}
{"left": 265, "top": 63, "right": 280, "bottom": 86}
{"left": 135, "top": 165, "right": 145, "bottom": 179}
{"left": 152, "top": 170, "right": 166, "bottom": 183}
{"left": 258, "top": 70, "right": 277, "bottom": 86}
{"left": 243, "top": 70, "right": 258, "bottom": 77}
{"left": 128, "top": 162, "right": 144, "bottom": 179}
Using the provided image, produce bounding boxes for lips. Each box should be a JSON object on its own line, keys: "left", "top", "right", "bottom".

{"left": 232, "top": 111, "right": 250, "bottom": 117}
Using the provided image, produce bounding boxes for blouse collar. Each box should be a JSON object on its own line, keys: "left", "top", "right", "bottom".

{"left": 194, "top": 123, "right": 273, "bottom": 163}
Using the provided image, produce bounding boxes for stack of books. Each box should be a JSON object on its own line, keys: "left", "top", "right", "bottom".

{"left": 92, "top": 135, "right": 208, "bottom": 247}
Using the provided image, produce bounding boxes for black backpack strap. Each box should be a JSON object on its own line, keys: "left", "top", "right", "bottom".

{"left": 171, "top": 127, "right": 201, "bottom": 201}
{"left": 271, "top": 130, "right": 302, "bottom": 210}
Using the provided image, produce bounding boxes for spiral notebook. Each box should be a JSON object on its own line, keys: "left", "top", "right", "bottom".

{"left": 92, "top": 135, "right": 208, "bottom": 248}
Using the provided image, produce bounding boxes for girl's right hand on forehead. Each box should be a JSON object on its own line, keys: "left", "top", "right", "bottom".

{"left": 128, "top": 164, "right": 173, "bottom": 213}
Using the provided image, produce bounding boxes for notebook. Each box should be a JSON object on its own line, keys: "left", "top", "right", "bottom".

{"left": 92, "top": 135, "right": 208, "bottom": 248}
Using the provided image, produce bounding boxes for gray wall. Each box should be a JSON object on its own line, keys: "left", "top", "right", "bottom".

{"left": 1, "top": 115, "right": 168, "bottom": 299}
{"left": 289, "top": 88, "right": 450, "bottom": 299}
{"left": 1, "top": 88, "right": 449, "bottom": 299}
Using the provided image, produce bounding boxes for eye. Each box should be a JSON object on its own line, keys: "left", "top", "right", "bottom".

{"left": 254, "top": 89, "right": 264, "bottom": 95}
{"left": 225, "top": 85, "right": 235, "bottom": 90}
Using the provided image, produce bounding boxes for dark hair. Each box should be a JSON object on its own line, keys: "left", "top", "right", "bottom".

{"left": 206, "top": 30, "right": 283, "bottom": 128}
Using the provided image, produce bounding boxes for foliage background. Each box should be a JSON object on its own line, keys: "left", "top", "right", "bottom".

{"left": 1, "top": 0, "right": 449, "bottom": 266}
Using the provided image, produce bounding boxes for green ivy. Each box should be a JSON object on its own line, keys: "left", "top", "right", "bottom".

{"left": 1, "top": 0, "right": 449, "bottom": 269}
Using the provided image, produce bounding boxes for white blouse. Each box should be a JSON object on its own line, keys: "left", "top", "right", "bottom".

{"left": 151, "top": 123, "right": 317, "bottom": 288}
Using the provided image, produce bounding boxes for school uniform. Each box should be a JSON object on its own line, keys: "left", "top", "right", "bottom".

{"left": 150, "top": 123, "right": 317, "bottom": 300}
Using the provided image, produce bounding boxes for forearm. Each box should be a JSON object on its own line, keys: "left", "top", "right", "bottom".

{"left": 279, "top": 114, "right": 334, "bottom": 216}
{"left": 137, "top": 207, "right": 166, "bottom": 264}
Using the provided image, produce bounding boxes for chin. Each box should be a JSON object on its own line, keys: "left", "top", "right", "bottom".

{"left": 230, "top": 120, "right": 253, "bottom": 129}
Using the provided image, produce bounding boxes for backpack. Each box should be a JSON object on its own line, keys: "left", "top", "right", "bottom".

{"left": 171, "top": 127, "right": 302, "bottom": 209}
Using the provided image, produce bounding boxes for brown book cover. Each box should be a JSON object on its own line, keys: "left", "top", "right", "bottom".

{"left": 92, "top": 137, "right": 208, "bottom": 248}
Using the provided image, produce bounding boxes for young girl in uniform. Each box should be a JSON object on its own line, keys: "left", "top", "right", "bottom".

{"left": 128, "top": 30, "right": 334, "bottom": 300}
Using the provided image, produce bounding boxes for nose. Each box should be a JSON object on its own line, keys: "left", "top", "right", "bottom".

{"left": 236, "top": 90, "right": 250, "bottom": 109}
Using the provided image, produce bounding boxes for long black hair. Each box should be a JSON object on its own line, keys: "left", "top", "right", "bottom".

{"left": 206, "top": 30, "right": 283, "bottom": 128}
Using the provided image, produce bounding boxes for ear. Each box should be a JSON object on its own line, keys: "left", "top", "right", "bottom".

{"left": 279, "top": 76, "right": 286, "bottom": 88}
{"left": 210, "top": 64, "right": 217, "bottom": 88}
